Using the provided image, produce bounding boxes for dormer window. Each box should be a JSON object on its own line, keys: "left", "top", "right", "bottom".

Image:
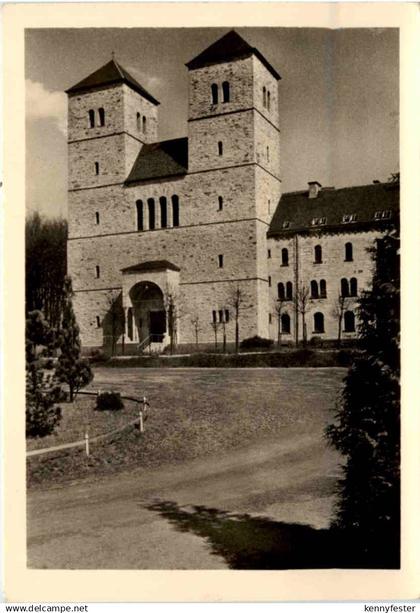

{"left": 375, "top": 209, "right": 392, "bottom": 219}
{"left": 311, "top": 217, "right": 327, "bottom": 226}
{"left": 342, "top": 213, "right": 357, "bottom": 223}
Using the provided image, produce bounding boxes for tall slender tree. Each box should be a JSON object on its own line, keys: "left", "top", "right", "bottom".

{"left": 25, "top": 212, "right": 67, "bottom": 328}
{"left": 326, "top": 229, "right": 400, "bottom": 567}
{"left": 56, "top": 277, "right": 93, "bottom": 401}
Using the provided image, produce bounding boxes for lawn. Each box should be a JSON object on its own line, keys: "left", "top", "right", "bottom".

{"left": 27, "top": 367, "right": 346, "bottom": 488}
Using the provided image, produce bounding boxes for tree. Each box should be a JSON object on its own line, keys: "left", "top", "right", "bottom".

{"left": 326, "top": 230, "right": 400, "bottom": 567}
{"left": 56, "top": 277, "right": 93, "bottom": 401}
{"left": 210, "top": 321, "right": 220, "bottom": 350}
{"left": 226, "top": 285, "right": 252, "bottom": 353}
{"left": 26, "top": 310, "right": 62, "bottom": 438}
{"left": 26, "top": 212, "right": 67, "bottom": 329}
{"left": 273, "top": 297, "right": 286, "bottom": 347}
{"left": 164, "top": 287, "right": 182, "bottom": 355}
{"left": 294, "top": 284, "right": 310, "bottom": 347}
{"left": 190, "top": 314, "right": 202, "bottom": 349}
{"left": 331, "top": 294, "right": 350, "bottom": 348}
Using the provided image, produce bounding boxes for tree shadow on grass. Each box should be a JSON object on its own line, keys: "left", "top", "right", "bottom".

{"left": 144, "top": 499, "right": 368, "bottom": 569}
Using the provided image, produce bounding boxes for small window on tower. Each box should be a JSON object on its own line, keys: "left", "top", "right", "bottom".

{"left": 218, "top": 141, "right": 223, "bottom": 156}
{"left": 263, "top": 86, "right": 267, "bottom": 108}
{"left": 95, "top": 212, "right": 100, "bottom": 225}
{"left": 94, "top": 162, "right": 99, "bottom": 175}
{"left": 98, "top": 108, "right": 105, "bottom": 127}
{"left": 267, "top": 90, "right": 271, "bottom": 111}
{"left": 95, "top": 265, "right": 100, "bottom": 279}
{"left": 266, "top": 146, "right": 270, "bottom": 162}
{"left": 96, "top": 316, "right": 101, "bottom": 328}
{"left": 147, "top": 198, "right": 155, "bottom": 230}
{"left": 222, "top": 81, "right": 230, "bottom": 103}
{"left": 218, "top": 254, "right": 224, "bottom": 268}
{"left": 211, "top": 83, "right": 218, "bottom": 105}
{"left": 136, "top": 112, "right": 141, "bottom": 131}
{"left": 172, "top": 195, "right": 180, "bottom": 227}
{"left": 268, "top": 276, "right": 272, "bottom": 287}
{"left": 268, "top": 249, "right": 271, "bottom": 259}
{"left": 88, "top": 109, "right": 95, "bottom": 128}
{"left": 225, "top": 310, "right": 230, "bottom": 323}
{"left": 218, "top": 196, "right": 223, "bottom": 211}
{"left": 142, "top": 116, "right": 147, "bottom": 134}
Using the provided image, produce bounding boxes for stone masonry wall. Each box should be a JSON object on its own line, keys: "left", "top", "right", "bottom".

{"left": 188, "top": 111, "right": 254, "bottom": 173}
{"left": 67, "top": 165, "right": 260, "bottom": 238}
{"left": 69, "top": 216, "right": 264, "bottom": 346}
{"left": 252, "top": 56, "right": 280, "bottom": 128}
{"left": 123, "top": 84, "right": 158, "bottom": 145}
{"left": 267, "top": 229, "right": 382, "bottom": 342}
{"left": 188, "top": 57, "right": 254, "bottom": 120}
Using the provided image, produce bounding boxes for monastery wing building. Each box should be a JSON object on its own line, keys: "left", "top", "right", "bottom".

{"left": 66, "top": 30, "right": 399, "bottom": 353}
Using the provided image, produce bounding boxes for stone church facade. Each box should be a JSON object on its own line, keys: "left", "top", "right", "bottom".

{"left": 66, "top": 30, "right": 399, "bottom": 353}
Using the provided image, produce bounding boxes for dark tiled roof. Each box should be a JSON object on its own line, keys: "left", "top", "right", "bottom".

{"left": 125, "top": 137, "right": 188, "bottom": 184}
{"left": 268, "top": 182, "right": 400, "bottom": 237}
{"left": 66, "top": 59, "right": 160, "bottom": 105}
{"left": 186, "top": 30, "right": 281, "bottom": 81}
{"left": 121, "top": 260, "right": 180, "bottom": 273}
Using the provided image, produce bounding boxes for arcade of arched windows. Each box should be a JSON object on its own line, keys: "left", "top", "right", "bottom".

{"left": 135, "top": 195, "right": 180, "bottom": 231}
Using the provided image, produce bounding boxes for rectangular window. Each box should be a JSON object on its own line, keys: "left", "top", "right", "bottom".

{"left": 218, "top": 254, "right": 224, "bottom": 268}
{"left": 212, "top": 310, "right": 217, "bottom": 324}
{"left": 225, "top": 310, "right": 230, "bottom": 323}
{"left": 269, "top": 313, "right": 272, "bottom": 324}
{"left": 95, "top": 212, "right": 100, "bottom": 225}
{"left": 95, "top": 265, "right": 100, "bottom": 279}
{"left": 268, "top": 276, "right": 271, "bottom": 287}
{"left": 218, "top": 310, "right": 223, "bottom": 323}
{"left": 268, "top": 249, "right": 271, "bottom": 259}
{"left": 96, "top": 316, "right": 101, "bottom": 328}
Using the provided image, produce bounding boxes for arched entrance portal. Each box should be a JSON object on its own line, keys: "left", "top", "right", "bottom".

{"left": 128, "top": 281, "right": 166, "bottom": 344}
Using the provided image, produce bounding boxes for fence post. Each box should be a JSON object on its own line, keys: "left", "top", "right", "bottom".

{"left": 85, "top": 431, "right": 90, "bottom": 456}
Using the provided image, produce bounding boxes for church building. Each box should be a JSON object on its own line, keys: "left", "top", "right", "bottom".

{"left": 66, "top": 30, "right": 399, "bottom": 353}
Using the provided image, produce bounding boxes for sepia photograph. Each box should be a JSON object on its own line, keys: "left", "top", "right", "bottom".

{"left": 23, "top": 23, "right": 401, "bottom": 573}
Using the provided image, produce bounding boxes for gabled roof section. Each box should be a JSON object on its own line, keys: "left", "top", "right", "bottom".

{"left": 125, "top": 137, "right": 188, "bottom": 184}
{"left": 268, "top": 182, "right": 400, "bottom": 237}
{"left": 66, "top": 58, "right": 160, "bottom": 105}
{"left": 121, "top": 260, "right": 180, "bottom": 273}
{"left": 186, "top": 30, "right": 281, "bottom": 81}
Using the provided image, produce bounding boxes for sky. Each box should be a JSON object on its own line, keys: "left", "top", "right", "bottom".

{"left": 25, "top": 27, "right": 399, "bottom": 218}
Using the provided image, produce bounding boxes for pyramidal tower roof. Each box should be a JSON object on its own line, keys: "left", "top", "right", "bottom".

{"left": 66, "top": 58, "right": 160, "bottom": 105}
{"left": 186, "top": 30, "right": 281, "bottom": 80}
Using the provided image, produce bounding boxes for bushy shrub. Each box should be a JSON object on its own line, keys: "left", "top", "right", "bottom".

{"left": 26, "top": 365, "right": 62, "bottom": 438}
{"left": 95, "top": 391, "right": 124, "bottom": 411}
{"left": 89, "top": 349, "right": 108, "bottom": 364}
{"left": 309, "top": 335, "right": 323, "bottom": 347}
{"left": 240, "top": 336, "right": 274, "bottom": 349}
